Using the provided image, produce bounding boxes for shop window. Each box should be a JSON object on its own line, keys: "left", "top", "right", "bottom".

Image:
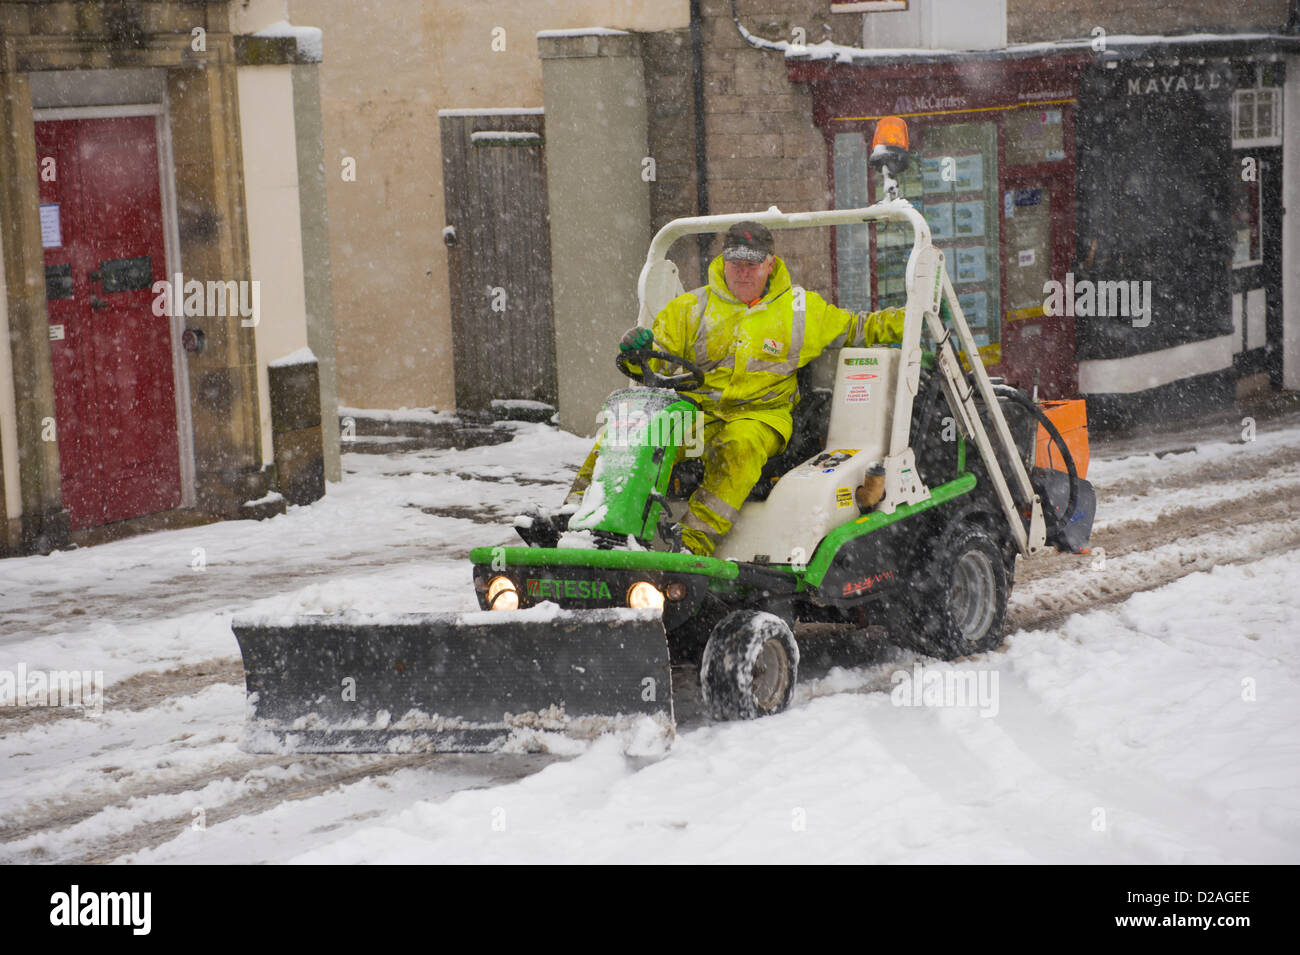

{"left": 1004, "top": 107, "right": 1066, "bottom": 166}
{"left": 897, "top": 123, "right": 1001, "bottom": 347}
{"left": 1232, "top": 66, "right": 1282, "bottom": 148}
{"left": 833, "top": 122, "right": 1001, "bottom": 348}
{"left": 833, "top": 132, "right": 872, "bottom": 314}
{"left": 1232, "top": 174, "right": 1262, "bottom": 269}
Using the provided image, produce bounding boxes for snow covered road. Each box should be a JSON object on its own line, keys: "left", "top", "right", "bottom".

{"left": 2, "top": 413, "right": 1298, "bottom": 863}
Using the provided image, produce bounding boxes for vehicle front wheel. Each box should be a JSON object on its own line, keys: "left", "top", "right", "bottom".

{"left": 887, "top": 522, "right": 1009, "bottom": 660}
{"left": 699, "top": 610, "right": 799, "bottom": 721}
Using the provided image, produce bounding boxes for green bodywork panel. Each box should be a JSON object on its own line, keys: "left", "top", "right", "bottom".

{"left": 568, "top": 390, "right": 700, "bottom": 540}
{"left": 801, "top": 472, "right": 976, "bottom": 587}
{"left": 474, "top": 474, "right": 977, "bottom": 595}
{"left": 470, "top": 546, "right": 740, "bottom": 580}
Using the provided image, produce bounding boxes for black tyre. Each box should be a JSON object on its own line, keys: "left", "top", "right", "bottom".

{"left": 887, "top": 522, "right": 1009, "bottom": 660}
{"left": 699, "top": 610, "right": 799, "bottom": 721}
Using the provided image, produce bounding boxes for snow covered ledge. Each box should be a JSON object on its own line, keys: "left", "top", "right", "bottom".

{"left": 233, "top": 0, "right": 323, "bottom": 64}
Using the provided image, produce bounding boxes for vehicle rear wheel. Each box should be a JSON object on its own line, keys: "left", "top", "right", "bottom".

{"left": 887, "top": 522, "right": 1009, "bottom": 660}
{"left": 699, "top": 610, "right": 799, "bottom": 721}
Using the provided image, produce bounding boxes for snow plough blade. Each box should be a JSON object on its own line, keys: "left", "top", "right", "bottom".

{"left": 232, "top": 608, "right": 674, "bottom": 753}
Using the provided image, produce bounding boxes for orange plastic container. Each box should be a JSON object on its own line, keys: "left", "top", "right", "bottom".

{"left": 1034, "top": 399, "right": 1089, "bottom": 479}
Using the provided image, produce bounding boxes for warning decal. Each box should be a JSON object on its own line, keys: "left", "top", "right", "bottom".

{"left": 845, "top": 382, "right": 872, "bottom": 403}
{"left": 836, "top": 487, "right": 853, "bottom": 508}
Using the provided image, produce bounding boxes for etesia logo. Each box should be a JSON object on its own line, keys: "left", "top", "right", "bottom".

{"left": 50, "top": 885, "right": 151, "bottom": 935}
{"left": 527, "top": 578, "right": 613, "bottom": 600}
{"left": 842, "top": 356, "right": 879, "bottom": 366}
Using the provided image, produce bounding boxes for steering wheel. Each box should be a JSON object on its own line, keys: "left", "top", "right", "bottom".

{"left": 616, "top": 348, "right": 706, "bottom": 392}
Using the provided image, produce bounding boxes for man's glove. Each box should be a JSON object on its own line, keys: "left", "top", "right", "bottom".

{"left": 619, "top": 327, "right": 654, "bottom": 353}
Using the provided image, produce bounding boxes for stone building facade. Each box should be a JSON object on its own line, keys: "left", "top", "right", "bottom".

{"left": 0, "top": 0, "right": 339, "bottom": 556}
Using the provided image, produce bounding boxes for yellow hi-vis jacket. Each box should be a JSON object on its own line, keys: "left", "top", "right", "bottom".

{"left": 647, "top": 255, "right": 905, "bottom": 446}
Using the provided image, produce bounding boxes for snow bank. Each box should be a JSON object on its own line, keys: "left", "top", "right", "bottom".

{"left": 288, "top": 551, "right": 1300, "bottom": 864}
{"left": 337, "top": 405, "right": 457, "bottom": 424}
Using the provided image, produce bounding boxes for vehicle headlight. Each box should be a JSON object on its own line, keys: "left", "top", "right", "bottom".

{"left": 627, "top": 581, "right": 664, "bottom": 611}
{"left": 487, "top": 576, "right": 519, "bottom": 611}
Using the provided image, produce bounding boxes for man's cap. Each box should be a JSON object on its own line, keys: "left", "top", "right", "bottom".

{"left": 722, "top": 221, "right": 775, "bottom": 263}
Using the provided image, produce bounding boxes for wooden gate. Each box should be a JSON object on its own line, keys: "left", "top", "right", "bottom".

{"left": 440, "top": 110, "right": 557, "bottom": 413}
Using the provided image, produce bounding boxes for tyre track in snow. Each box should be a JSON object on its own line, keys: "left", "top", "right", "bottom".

{"left": 13, "top": 457, "right": 1297, "bottom": 736}
{"left": 0, "top": 748, "right": 556, "bottom": 864}
{"left": 1095, "top": 437, "right": 1300, "bottom": 500}
{"left": 9, "top": 531, "right": 1293, "bottom": 865}
{"left": 871, "top": 667, "right": 1290, "bottom": 863}
{"left": 1008, "top": 482, "right": 1300, "bottom": 633}
{"left": 4, "top": 434, "right": 1298, "bottom": 863}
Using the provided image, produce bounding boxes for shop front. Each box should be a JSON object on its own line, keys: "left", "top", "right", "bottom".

{"left": 791, "top": 35, "right": 1297, "bottom": 425}
{"left": 1073, "top": 44, "right": 1290, "bottom": 426}
{"left": 796, "top": 52, "right": 1090, "bottom": 400}
{"left": 0, "top": 2, "right": 337, "bottom": 556}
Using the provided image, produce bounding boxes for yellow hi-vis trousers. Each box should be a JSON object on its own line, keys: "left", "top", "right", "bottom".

{"left": 567, "top": 417, "right": 782, "bottom": 557}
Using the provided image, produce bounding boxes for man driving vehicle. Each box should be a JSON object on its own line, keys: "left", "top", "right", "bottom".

{"left": 550, "top": 220, "right": 905, "bottom": 556}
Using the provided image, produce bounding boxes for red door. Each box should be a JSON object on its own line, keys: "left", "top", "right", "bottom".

{"left": 37, "top": 116, "right": 182, "bottom": 530}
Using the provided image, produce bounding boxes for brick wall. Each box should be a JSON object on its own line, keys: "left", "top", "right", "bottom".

{"left": 1008, "top": 0, "right": 1292, "bottom": 43}
{"left": 692, "top": 0, "right": 861, "bottom": 296}
{"left": 641, "top": 29, "right": 703, "bottom": 288}
{"left": 644, "top": 0, "right": 1295, "bottom": 301}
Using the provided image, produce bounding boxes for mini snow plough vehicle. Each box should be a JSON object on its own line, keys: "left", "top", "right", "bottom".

{"left": 233, "top": 117, "right": 1095, "bottom": 753}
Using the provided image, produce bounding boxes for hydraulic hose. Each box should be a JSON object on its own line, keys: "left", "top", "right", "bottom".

{"left": 986, "top": 381, "right": 1080, "bottom": 529}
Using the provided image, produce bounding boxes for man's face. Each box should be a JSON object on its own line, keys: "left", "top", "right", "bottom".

{"left": 723, "top": 254, "right": 775, "bottom": 304}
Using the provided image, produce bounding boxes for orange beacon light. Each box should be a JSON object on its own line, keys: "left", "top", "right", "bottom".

{"left": 871, "top": 115, "right": 910, "bottom": 152}
{"left": 869, "top": 115, "right": 911, "bottom": 173}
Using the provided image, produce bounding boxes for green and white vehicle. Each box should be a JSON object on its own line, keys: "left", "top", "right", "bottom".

{"left": 234, "top": 132, "right": 1095, "bottom": 752}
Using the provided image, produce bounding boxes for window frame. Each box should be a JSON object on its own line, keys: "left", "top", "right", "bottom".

{"left": 1231, "top": 172, "right": 1263, "bottom": 270}
{"left": 1232, "top": 67, "right": 1282, "bottom": 149}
